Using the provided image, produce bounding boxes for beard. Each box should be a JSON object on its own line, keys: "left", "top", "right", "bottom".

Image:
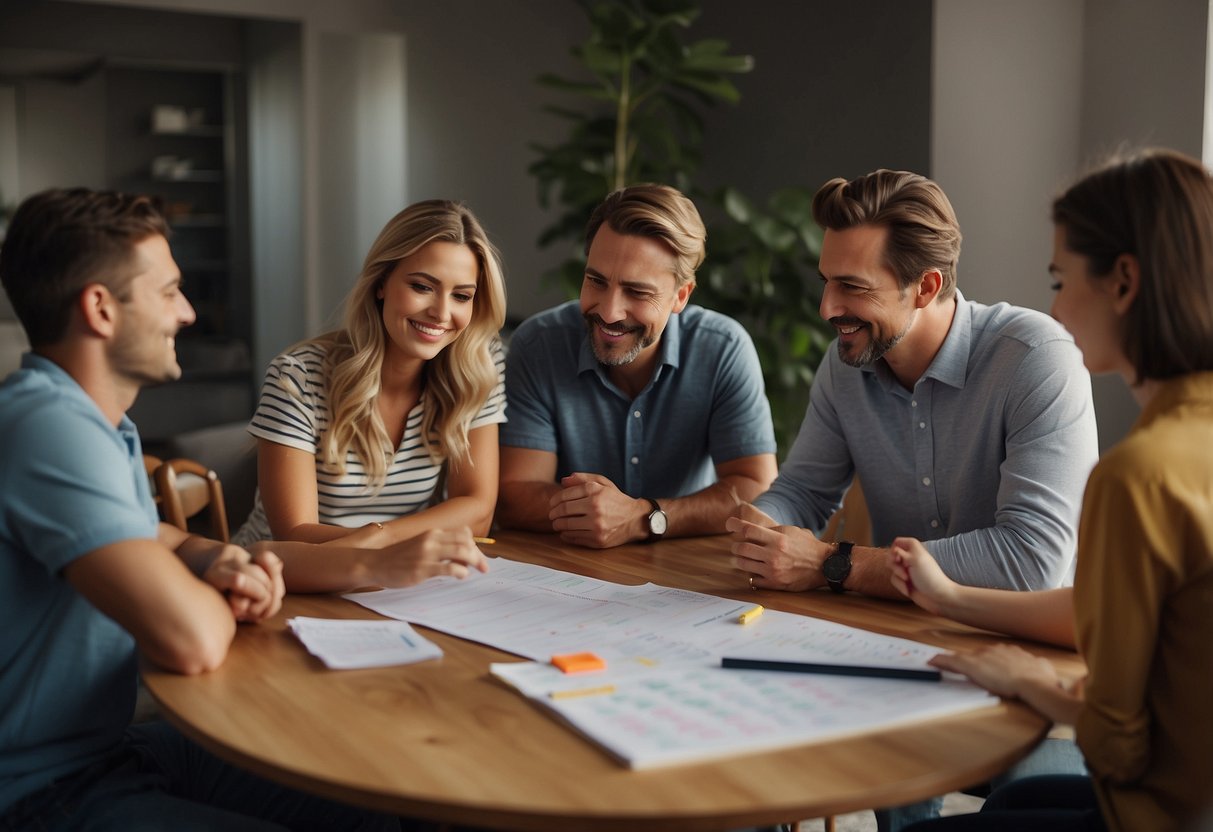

{"left": 832, "top": 314, "right": 912, "bottom": 368}
{"left": 584, "top": 313, "right": 655, "bottom": 367}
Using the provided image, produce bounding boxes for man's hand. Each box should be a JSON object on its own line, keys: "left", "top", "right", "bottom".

{"left": 726, "top": 516, "right": 832, "bottom": 591}
{"left": 371, "top": 527, "right": 491, "bottom": 587}
{"left": 548, "top": 473, "right": 647, "bottom": 548}
{"left": 731, "top": 501, "right": 778, "bottom": 528}
{"left": 202, "top": 544, "right": 285, "bottom": 623}
{"left": 929, "top": 644, "right": 1061, "bottom": 700}
{"left": 888, "top": 536, "right": 959, "bottom": 616}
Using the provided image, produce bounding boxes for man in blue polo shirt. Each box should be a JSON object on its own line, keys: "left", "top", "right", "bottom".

{"left": 0, "top": 188, "right": 401, "bottom": 830}
{"left": 497, "top": 184, "right": 777, "bottom": 548}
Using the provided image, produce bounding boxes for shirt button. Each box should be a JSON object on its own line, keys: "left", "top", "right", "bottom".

{"left": 930, "top": 519, "right": 940, "bottom": 529}
{"left": 911, "top": 400, "right": 918, "bottom": 407}
{"left": 918, "top": 421, "right": 926, "bottom": 429}
{"left": 922, "top": 477, "right": 931, "bottom": 486}
{"left": 633, "top": 410, "right": 642, "bottom": 418}
{"left": 630, "top": 456, "right": 640, "bottom": 465}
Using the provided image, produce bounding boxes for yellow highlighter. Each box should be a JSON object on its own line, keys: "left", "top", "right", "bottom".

{"left": 737, "top": 604, "right": 764, "bottom": 625}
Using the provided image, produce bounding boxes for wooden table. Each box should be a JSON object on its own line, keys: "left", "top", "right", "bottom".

{"left": 143, "top": 531, "right": 1085, "bottom": 831}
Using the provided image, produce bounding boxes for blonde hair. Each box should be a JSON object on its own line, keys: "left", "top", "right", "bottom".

{"left": 311, "top": 200, "right": 506, "bottom": 487}
{"left": 584, "top": 183, "right": 706, "bottom": 286}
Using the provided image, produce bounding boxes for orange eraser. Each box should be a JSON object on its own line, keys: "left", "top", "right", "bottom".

{"left": 551, "top": 652, "right": 607, "bottom": 674}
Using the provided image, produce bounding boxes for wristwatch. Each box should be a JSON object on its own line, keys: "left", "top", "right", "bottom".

{"left": 822, "top": 540, "right": 854, "bottom": 593}
{"left": 644, "top": 498, "right": 668, "bottom": 542}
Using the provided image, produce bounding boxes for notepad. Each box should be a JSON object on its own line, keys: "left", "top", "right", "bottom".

{"left": 288, "top": 617, "right": 442, "bottom": 669}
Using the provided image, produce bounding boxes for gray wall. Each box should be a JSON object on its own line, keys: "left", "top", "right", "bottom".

{"left": 698, "top": 0, "right": 933, "bottom": 201}
{"left": 933, "top": 0, "right": 1209, "bottom": 452}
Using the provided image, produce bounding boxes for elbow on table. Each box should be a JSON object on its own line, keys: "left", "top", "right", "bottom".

{"left": 145, "top": 626, "right": 233, "bottom": 676}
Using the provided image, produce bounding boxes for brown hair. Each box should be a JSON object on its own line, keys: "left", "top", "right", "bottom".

{"left": 1052, "top": 148, "right": 1213, "bottom": 382}
{"left": 0, "top": 187, "right": 168, "bottom": 347}
{"left": 812, "top": 169, "right": 962, "bottom": 301}
{"left": 584, "top": 183, "right": 706, "bottom": 286}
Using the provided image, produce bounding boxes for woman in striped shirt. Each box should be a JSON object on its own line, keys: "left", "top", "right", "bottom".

{"left": 233, "top": 200, "right": 506, "bottom": 591}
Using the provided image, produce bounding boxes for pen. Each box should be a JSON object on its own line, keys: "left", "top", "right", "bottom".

{"left": 549, "top": 684, "right": 617, "bottom": 700}
{"left": 474, "top": 537, "right": 496, "bottom": 545}
{"left": 736, "top": 605, "right": 764, "bottom": 625}
{"left": 720, "top": 657, "right": 942, "bottom": 681}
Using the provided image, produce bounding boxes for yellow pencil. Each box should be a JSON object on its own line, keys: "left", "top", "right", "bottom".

{"left": 474, "top": 537, "right": 496, "bottom": 545}
{"left": 549, "top": 684, "right": 617, "bottom": 700}
{"left": 737, "top": 605, "right": 764, "bottom": 625}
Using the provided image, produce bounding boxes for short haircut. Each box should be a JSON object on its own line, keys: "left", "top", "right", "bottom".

{"left": 0, "top": 188, "right": 168, "bottom": 347}
{"left": 584, "top": 183, "right": 706, "bottom": 286}
{"left": 812, "top": 169, "right": 962, "bottom": 301}
{"left": 1053, "top": 148, "right": 1213, "bottom": 382}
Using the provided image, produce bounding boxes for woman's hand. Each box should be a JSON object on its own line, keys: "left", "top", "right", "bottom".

{"left": 202, "top": 544, "right": 285, "bottom": 622}
{"left": 888, "top": 536, "right": 959, "bottom": 615}
{"left": 371, "top": 527, "right": 490, "bottom": 587}
{"left": 929, "top": 643, "right": 1061, "bottom": 700}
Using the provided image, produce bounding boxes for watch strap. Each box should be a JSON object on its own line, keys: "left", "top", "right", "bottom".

{"left": 825, "top": 540, "right": 854, "bottom": 593}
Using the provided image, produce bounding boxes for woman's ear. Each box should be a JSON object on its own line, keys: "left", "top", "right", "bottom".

{"left": 1111, "top": 253, "right": 1140, "bottom": 315}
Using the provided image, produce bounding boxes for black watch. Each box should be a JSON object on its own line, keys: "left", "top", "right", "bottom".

{"left": 644, "top": 498, "right": 668, "bottom": 542}
{"left": 822, "top": 540, "right": 853, "bottom": 593}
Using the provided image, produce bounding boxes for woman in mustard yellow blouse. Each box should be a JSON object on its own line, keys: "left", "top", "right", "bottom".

{"left": 893, "top": 149, "right": 1213, "bottom": 832}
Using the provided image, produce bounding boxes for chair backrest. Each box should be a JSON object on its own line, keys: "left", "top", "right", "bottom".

{"left": 152, "top": 458, "right": 231, "bottom": 543}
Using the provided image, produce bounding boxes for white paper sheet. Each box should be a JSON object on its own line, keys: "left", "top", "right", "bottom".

{"left": 288, "top": 616, "right": 442, "bottom": 669}
{"left": 491, "top": 659, "right": 997, "bottom": 769}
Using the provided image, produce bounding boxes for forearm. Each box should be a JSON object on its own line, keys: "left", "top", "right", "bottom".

{"left": 324, "top": 496, "right": 496, "bottom": 548}
{"left": 1017, "top": 673, "right": 1084, "bottom": 725}
{"left": 843, "top": 545, "right": 903, "bottom": 599}
{"left": 495, "top": 481, "right": 562, "bottom": 532}
{"left": 172, "top": 532, "right": 232, "bottom": 576}
{"left": 250, "top": 539, "right": 380, "bottom": 593}
{"left": 664, "top": 476, "right": 762, "bottom": 537}
{"left": 937, "top": 586, "right": 1075, "bottom": 648}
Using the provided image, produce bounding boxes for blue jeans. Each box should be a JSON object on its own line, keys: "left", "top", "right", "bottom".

{"left": 874, "top": 737, "right": 1087, "bottom": 832}
{"left": 0, "top": 721, "right": 400, "bottom": 831}
{"left": 900, "top": 775, "right": 1105, "bottom": 831}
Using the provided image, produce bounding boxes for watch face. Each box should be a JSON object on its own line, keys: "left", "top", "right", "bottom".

{"left": 822, "top": 553, "right": 850, "bottom": 582}
{"left": 649, "top": 509, "right": 668, "bottom": 535}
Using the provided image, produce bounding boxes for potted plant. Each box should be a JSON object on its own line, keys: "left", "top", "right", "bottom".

{"left": 529, "top": 0, "right": 832, "bottom": 454}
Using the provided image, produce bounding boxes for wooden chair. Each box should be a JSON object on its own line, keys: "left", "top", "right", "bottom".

{"left": 152, "top": 457, "right": 231, "bottom": 542}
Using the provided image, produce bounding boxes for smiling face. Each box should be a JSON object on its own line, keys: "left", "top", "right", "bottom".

{"left": 1049, "top": 225, "right": 1128, "bottom": 377}
{"left": 579, "top": 225, "right": 693, "bottom": 369}
{"left": 109, "top": 234, "right": 196, "bottom": 387}
{"left": 817, "top": 224, "right": 917, "bottom": 367}
{"left": 377, "top": 241, "right": 479, "bottom": 364}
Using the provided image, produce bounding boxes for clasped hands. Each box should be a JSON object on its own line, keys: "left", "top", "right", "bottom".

{"left": 726, "top": 503, "right": 834, "bottom": 591}
{"left": 202, "top": 544, "right": 285, "bottom": 623}
{"left": 548, "top": 472, "right": 649, "bottom": 548}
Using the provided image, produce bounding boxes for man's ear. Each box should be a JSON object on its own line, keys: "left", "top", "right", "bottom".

{"left": 78, "top": 283, "right": 119, "bottom": 338}
{"left": 1111, "top": 253, "right": 1140, "bottom": 315}
{"left": 672, "top": 279, "right": 696, "bottom": 313}
{"left": 914, "top": 269, "right": 944, "bottom": 309}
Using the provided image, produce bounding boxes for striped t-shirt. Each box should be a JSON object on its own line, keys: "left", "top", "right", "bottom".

{"left": 232, "top": 339, "right": 506, "bottom": 544}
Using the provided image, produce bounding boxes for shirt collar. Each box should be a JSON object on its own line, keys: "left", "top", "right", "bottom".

{"left": 577, "top": 308, "right": 684, "bottom": 379}
{"left": 1135, "top": 371, "right": 1213, "bottom": 431}
{"left": 20, "top": 351, "right": 139, "bottom": 435}
{"left": 859, "top": 290, "right": 969, "bottom": 391}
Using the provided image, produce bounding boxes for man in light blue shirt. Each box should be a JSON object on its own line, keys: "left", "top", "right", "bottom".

{"left": 498, "top": 184, "right": 777, "bottom": 548}
{"left": 0, "top": 188, "right": 414, "bottom": 830}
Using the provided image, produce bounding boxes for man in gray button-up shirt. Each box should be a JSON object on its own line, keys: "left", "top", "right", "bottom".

{"left": 729, "top": 169, "right": 1098, "bottom": 597}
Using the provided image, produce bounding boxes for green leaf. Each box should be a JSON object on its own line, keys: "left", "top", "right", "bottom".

{"left": 536, "top": 73, "right": 616, "bottom": 101}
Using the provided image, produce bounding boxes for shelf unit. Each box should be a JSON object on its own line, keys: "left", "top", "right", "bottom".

{"left": 104, "top": 62, "right": 254, "bottom": 442}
